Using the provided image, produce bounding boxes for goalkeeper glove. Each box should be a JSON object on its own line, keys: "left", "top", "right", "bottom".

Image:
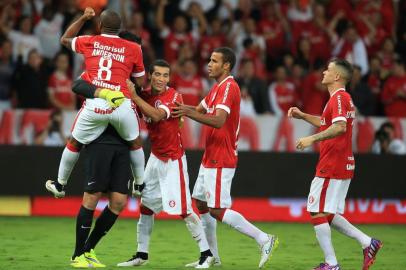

{"left": 98, "top": 89, "right": 125, "bottom": 108}
{"left": 132, "top": 181, "right": 145, "bottom": 197}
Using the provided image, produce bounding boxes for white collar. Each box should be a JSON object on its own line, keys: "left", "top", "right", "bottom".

{"left": 218, "top": 75, "right": 233, "bottom": 87}
{"left": 101, "top": 33, "right": 119, "bottom": 38}
{"left": 330, "top": 88, "right": 346, "bottom": 97}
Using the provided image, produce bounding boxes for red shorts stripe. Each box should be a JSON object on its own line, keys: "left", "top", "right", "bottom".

{"left": 215, "top": 168, "right": 222, "bottom": 208}
{"left": 311, "top": 216, "right": 329, "bottom": 226}
{"left": 178, "top": 158, "right": 187, "bottom": 216}
{"left": 319, "top": 178, "right": 330, "bottom": 213}
{"left": 70, "top": 105, "right": 84, "bottom": 132}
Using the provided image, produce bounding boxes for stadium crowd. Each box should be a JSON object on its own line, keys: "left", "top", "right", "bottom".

{"left": 0, "top": 0, "right": 405, "bottom": 117}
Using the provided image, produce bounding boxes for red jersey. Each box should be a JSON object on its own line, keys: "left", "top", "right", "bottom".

{"left": 48, "top": 72, "right": 74, "bottom": 107}
{"left": 268, "top": 81, "right": 298, "bottom": 114}
{"left": 302, "top": 72, "right": 329, "bottom": 115}
{"left": 200, "top": 76, "right": 240, "bottom": 168}
{"left": 72, "top": 34, "right": 145, "bottom": 98}
{"left": 140, "top": 87, "right": 184, "bottom": 161}
{"left": 316, "top": 89, "right": 356, "bottom": 179}
{"left": 171, "top": 73, "right": 204, "bottom": 106}
{"left": 163, "top": 31, "right": 194, "bottom": 64}
{"left": 381, "top": 75, "right": 406, "bottom": 117}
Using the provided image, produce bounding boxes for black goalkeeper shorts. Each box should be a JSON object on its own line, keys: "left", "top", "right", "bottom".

{"left": 83, "top": 143, "right": 131, "bottom": 195}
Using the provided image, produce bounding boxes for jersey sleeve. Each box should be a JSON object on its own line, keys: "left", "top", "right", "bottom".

{"left": 71, "top": 35, "right": 92, "bottom": 54}
{"left": 215, "top": 80, "right": 237, "bottom": 114}
{"left": 131, "top": 44, "right": 145, "bottom": 78}
{"left": 159, "top": 91, "right": 183, "bottom": 119}
{"left": 330, "top": 93, "right": 349, "bottom": 123}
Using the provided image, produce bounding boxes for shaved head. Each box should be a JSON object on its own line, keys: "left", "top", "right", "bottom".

{"left": 100, "top": 10, "right": 121, "bottom": 34}
{"left": 330, "top": 58, "right": 353, "bottom": 84}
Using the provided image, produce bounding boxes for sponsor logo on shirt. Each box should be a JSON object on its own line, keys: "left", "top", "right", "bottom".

{"left": 337, "top": 95, "right": 342, "bottom": 114}
{"left": 346, "top": 164, "right": 355, "bottom": 170}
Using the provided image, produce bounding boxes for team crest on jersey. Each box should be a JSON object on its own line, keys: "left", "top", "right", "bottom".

{"left": 206, "top": 192, "right": 211, "bottom": 199}
{"left": 155, "top": 100, "right": 162, "bottom": 108}
{"left": 308, "top": 196, "right": 315, "bottom": 204}
{"left": 169, "top": 200, "right": 176, "bottom": 208}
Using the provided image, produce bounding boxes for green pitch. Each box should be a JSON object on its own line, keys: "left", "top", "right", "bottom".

{"left": 0, "top": 217, "right": 405, "bottom": 269}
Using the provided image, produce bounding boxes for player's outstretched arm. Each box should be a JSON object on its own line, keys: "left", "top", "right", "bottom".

{"left": 60, "top": 7, "right": 95, "bottom": 49}
{"left": 296, "top": 121, "right": 346, "bottom": 150}
{"left": 126, "top": 79, "right": 166, "bottom": 122}
{"left": 288, "top": 107, "right": 321, "bottom": 128}
{"left": 172, "top": 103, "right": 227, "bottom": 129}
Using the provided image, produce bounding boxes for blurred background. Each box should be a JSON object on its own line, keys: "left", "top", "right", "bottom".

{"left": 0, "top": 0, "right": 405, "bottom": 224}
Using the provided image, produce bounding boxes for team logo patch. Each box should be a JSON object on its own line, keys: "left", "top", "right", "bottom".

{"left": 309, "top": 196, "right": 315, "bottom": 204}
{"left": 169, "top": 200, "right": 176, "bottom": 208}
{"left": 206, "top": 192, "right": 211, "bottom": 199}
{"left": 155, "top": 100, "right": 162, "bottom": 108}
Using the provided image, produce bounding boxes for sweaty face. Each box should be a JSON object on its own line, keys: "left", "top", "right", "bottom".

{"left": 207, "top": 52, "right": 227, "bottom": 79}
{"left": 150, "top": 66, "right": 170, "bottom": 93}
{"left": 322, "top": 62, "right": 337, "bottom": 85}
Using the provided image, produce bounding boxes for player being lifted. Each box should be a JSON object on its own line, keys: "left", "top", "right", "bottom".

{"left": 173, "top": 47, "right": 278, "bottom": 269}
{"left": 45, "top": 7, "right": 145, "bottom": 197}
{"left": 288, "top": 59, "right": 382, "bottom": 270}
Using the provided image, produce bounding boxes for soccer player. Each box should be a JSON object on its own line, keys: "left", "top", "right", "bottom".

{"left": 172, "top": 47, "right": 278, "bottom": 269}
{"left": 288, "top": 58, "right": 382, "bottom": 270}
{"left": 46, "top": 7, "right": 145, "bottom": 198}
{"left": 115, "top": 60, "right": 214, "bottom": 268}
{"left": 70, "top": 125, "right": 132, "bottom": 268}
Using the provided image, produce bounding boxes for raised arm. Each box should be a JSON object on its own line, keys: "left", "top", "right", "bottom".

{"left": 288, "top": 107, "right": 321, "bottom": 128}
{"left": 60, "top": 7, "right": 95, "bottom": 50}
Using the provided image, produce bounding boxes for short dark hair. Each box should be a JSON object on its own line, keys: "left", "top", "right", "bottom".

{"left": 380, "top": 121, "right": 395, "bottom": 131}
{"left": 213, "top": 47, "right": 236, "bottom": 71}
{"left": 149, "top": 59, "right": 171, "bottom": 75}
{"left": 118, "top": 30, "right": 142, "bottom": 45}
{"left": 330, "top": 58, "right": 353, "bottom": 83}
{"left": 100, "top": 10, "right": 121, "bottom": 33}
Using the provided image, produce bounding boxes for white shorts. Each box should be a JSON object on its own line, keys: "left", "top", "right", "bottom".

{"left": 307, "top": 177, "right": 351, "bottom": 214}
{"left": 71, "top": 99, "right": 140, "bottom": 144}
{"left": 141, "top": 154, "right": 192, "bottom": 215}
{"left": 192, "top": 165, "right": 235, "bottom": 209}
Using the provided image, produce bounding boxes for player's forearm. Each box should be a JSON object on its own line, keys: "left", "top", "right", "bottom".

{"left": 186, "top": 111, "right": 224, "bottom": 129}
{"left": 72, "top": 79, "right": 97, "bottom": 98}
{"left": 60, "top": 16, "right": 87, "bottom": 47}
{"left": 132, "top": 96, "right": 166, "bottom": 122}
{"left": 310, "top": 122, "right": 346, "bottom": 142}
{"left": 302, "top": 113, "right": 322, "bottom": 128}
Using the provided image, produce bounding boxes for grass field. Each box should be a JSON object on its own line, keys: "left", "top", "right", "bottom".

{"left": 0, "top": 216, "right": 405, "bottom": 270}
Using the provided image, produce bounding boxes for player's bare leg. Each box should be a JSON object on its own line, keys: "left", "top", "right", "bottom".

{"left": 209, "top": 207, "right": 278, "bottom": 269}
{"left": 311, "top": 212, "right": 341, "bottom": 270}
{"left": 327, "top": 214, "right": 382, "bottom": 270}
{"left": 183, "top": 211, "right": 215, "bottom": 268}
{"left": 117, "top": 204, "right": 152, "bottom": 267}
{"left": 195, "top": 199, "right": 221, "bottom": 266}
{"left": 128, "top": 136, "right": 145, "bottom": 194}
{"left": 46, "top": 137, "right": 82, "bottom": 198}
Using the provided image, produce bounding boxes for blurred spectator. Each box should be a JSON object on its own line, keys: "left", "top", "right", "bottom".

{"left": 76, "top": 0, "right": 107, "bottom": 15}
{"left": 1, "top": 14, "right": 42, "bottom": 63}
{"left": 171, "top": 58, "right": 207, "bottom": 106}
{"left": 301, "top": 60, "right": 328, "bottom": 115}
{"left": 240, "top": 88, "right": 256, "bottom": 117}
{"left": 363, "top": 56, "right": 384, "bottom": 115}
{"left": 48, "top": 52, "right": 75, "bottom": 111}
{"left": 348, "top": 65, "right": 375, "bottom": 116}
{"left": 377, "top": 38, "right": 399, "bottom": 76}
{"left": 295, "top": 37, "right": 314, "bottom": 72}
{"left": 267, "top": 65, "right": 298, "bottom": 115}
{"left": 239, "top": 37, "right": 267, "bottom": 79}
{"left": 236, "top": 58, "right": 269, "bottom": 114}
{"left": 287, "top": 0, "right": 313, "bottom": 23}
{"left": 156, "top": 0, "right": 205, "bottom": 64}
{"left": 332, "top": 25, "right": 369, "bottom": 75}
{"left": 33, "top": 4, "right": 64, "bottom": 61}
{"left": 0, "top": 39, "right": 14, "bottom": 109}
{"left": 372, "top": 122, "right": 406, "bottom": 155}
{"left": 12, "top": 49, "right": 49, "bottom": 109}
{"left": 381, "top": 59, "right": 406, "bottom": 117}
{"left": 258, "top": 1, "right": 290, "bottom": 70}
{"left": 34, "top": 110, "right": 66, "bottom": 146}
{"left": 358, "top": 12, "right": 389, "bottom": 56}
{"left": 179, "top": 0, "right": 215, "bottom": 13}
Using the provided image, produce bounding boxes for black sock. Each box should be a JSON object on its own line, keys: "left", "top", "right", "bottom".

{"left": 72, "top": 206, "right": 94, "bottom": 259}
{"left": 83, "top": 206, "right": 118, "bottom": 252}
{"left": 135, "top": 252, "right": 148, "bottom": 260}
{"left": 200, "top": 249, "right": 212, "bottom": 257}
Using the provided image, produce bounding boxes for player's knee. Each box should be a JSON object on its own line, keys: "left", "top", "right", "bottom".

{"left": 82, "top": 192, "right": 101, "bottom": 210}
{"left": 195, "top": 199, "right": 209, "bottom": 214}
{"left": 110, "top": 199, "right": 127, "bottom": 213}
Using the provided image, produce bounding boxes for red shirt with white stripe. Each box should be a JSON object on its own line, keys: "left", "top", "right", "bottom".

{"left": 316, "top": 88, "right": 355, "bottom": 179}
{"left": 201, "top": 76, "right": 240, "bottom": 168}
{"left": 72, "top": 34, "right": 145, "bottom": 98}
{"left": 140, "top": 87, "right": 184, "bottom": 161}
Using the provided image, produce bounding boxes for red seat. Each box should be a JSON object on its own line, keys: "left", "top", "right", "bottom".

{"left": 20, "top": 110, "right": 52, "bottom": 144}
